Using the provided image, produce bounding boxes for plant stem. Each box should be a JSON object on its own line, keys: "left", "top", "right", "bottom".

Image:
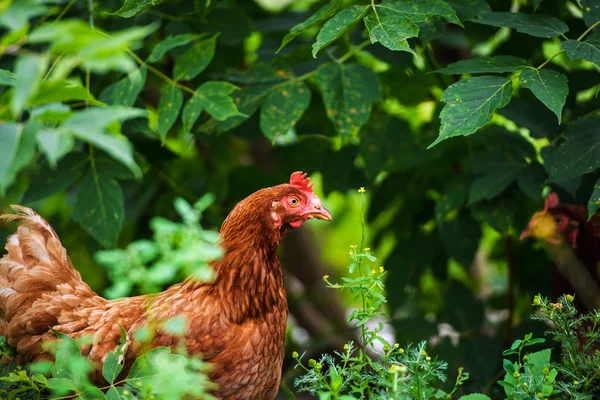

{"left": 577, "top": 19, "right": 600, "bottom": 41}
{"left": 535, "top": 50, "right": 565, "bottom": 70}
{"left": 337, "top": 40, "right": 371, "bottom": 63}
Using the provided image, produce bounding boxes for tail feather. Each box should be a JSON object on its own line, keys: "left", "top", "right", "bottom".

{"left": 0, "top": 205, "right": 92, "bottom": 344}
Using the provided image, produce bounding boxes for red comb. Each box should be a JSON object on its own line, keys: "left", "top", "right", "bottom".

{"left": 290, "top": 171, "right": 313, "bottom": 193}
{"left": 544, "top": 192, "right": 560, "bottom": 211}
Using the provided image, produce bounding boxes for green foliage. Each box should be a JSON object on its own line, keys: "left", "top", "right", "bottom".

{"left": 95, "top": 196, "right": 221, "bottom": 298}
{"left": 1, "top": 0, "right": 600, "bottom": 398}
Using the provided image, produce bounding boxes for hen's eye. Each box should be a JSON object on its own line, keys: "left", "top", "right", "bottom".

{"left": 288, "top": 197, "right": 299, "bottom": 207}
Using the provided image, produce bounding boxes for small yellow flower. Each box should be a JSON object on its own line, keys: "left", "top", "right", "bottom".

{"left": 292, "top": 351, "right": 299, "bottom": 358}
{"left": 344, "top": 344, "right": 349, "bottom": 350}
{"left": 394, "top": 343, "right": 399, "bottom": 348}
{"left": 350, "top": 244, "right": 357, "bottom": 249}
{"left": 379, "top": 266, "right": 385, "bottom": 273}
{"left": 399, "top": 348, "right": 404, "bottom": 354}
{"left": 323, "top": 275, "right": 329, "bottom": 280}
{"left": 426, "top": 356, "right": 431, "bottom": 361}
{"left": 533, "top": 296, "right": 541, "bottom": 306}
{"left": 358, "top": 187, "right": 366, "bottom": 193}
{"left": 390, "top": 365, "right": 400, "bottom": 372}
{"left": 398, "top": 365, "right": 407, "bottom": 374}
{"left": 370, "top": 270, "right": 376, "bottom": 276}
{"left": 574, "top": 380, "right": 579, "bottom": 385}
{"left": 364, "top": 247, "right": 371, "bottom": 252}
{"left": 420, "top": 349, "right": 427, "bottom": 356}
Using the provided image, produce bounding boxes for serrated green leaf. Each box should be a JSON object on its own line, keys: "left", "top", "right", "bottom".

{"left": 581, "top": 0, "right": 600, "bottom": 27}
{"left": 376, "top": 0, "right": 463, "bottom": 27}
{"left": 37, "top": 129, "right": 74, "bottom": 167}
{"left": 260, "top": 81, "right": 311, "bottom": 141}
{"left": 148, "top": 34, "right": 203, "bottom": 63}
{"left": 437, "top": 56, "right": 530, "bottom": 74}
{"left": 0, "top": 69, "right": 16, "bottom": 86}
{"left": 62, "top": 107, "right": 145, "bottom": 177}
{"left": 173, "top": 34, "right": 217, "bottom": 81}
{"left": 364, "top": 13, "right": 419, "bottom": 53}
{"left": 542, "top": 117, "right": 600, "bottom": 182}
{"left": 109, "top": 0, "right": 165, "bottom": 18}
{"left": 277, "top": 0, "right": 343, "bottom": 53}
{"left": 587, "top": 178, "right": 600, "bottom": 220}
{"left": 157, "top": 86, "right": 183, "bottom": 140}
{"left": 73, "top": 169, "right": 124, "bottom": 248}
{"left": 23, "top": 153, "right": 87, "bottom": 203}
{"left": 99, "top": 67, "right": 147, "bottom": 107}
{"left": 520, "top": 69, "right": 567, "bottom": 124}
{"left": 312, "top": 5, "right": 369, "bottom": 58}
{"left": 12, "top": 54, "right": 47, "bottom": 117}
{"left": 106, "top": 386, "right": 130, "bottom": 400}
{"left": 517, "top": 163, "right": 547, "bottom": 200}
{"left": 182, "top": 81, "right": 243, "bottom": 132}
{"left": 0, "top": 123, "right": 22, "bottom": 193}
{"left": 562, "top": 32, "right": 600, "bottom": 68}
{"left": 430, "top": 76, "right": 512, "bottom": 147}
{"left": 315, "top": 63, "right": 381, "bottom": 142}
{"left": 471, "top": 12, "right": 568, "bottom": 38}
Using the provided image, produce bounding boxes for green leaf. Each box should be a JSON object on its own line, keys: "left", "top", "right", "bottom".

{"left": 37, "top": 129, "right": 74, "bottom": 167}
{"left": 277, "top": 0, "right": 343, "bottom": 53}
{"left": 162, "top": 315, "right": 188, "bottom": 335}
{"left": 376, "top": 0, "right": 463, "bottom": 27}
{"left": 436, "top": 56, "right": 530, "bottom": 74}
{"left": 23, "top": 153, "right": 88, "bottom": 203}
{"left": 587, "top": 178, "right": 600, "bottom": 220}
{"left": 364, "top": 13, "right": 419, "bottom": 53}
{"left": 260, "top": 82, "right": 311, "bottom": 141}
{"left": 12, "top": 54, "right": 47, "bottom": 117}
{"left": 312, "top": 5, "right": 369, "bottom": 58}
{"left": 182, "top": 81, "right": 243, "bottom": 132}
{"left": 458, "top": 395, "right": 492, "bottom": 400}
{"left": 29, "top": 78, "right": 99, "bottom": 107}
{"left": 99, "top": 67, "right": 147, "bottom": 107}
{"left": 106, "top": 386, "right": 130, "bottom": 400}
{"left": 581, "top": 0, "right": 600, "bottom": 27}
{"left": 0, "top": 123, "right": 22, "bottom": 193}
{"left": 148, "top": 34, "right": 203, "bottom": 63}
{"left": 157, "top": 86, "right": 183, "bottom": 140}
{"left": 562, "top": 32, "right": 600, "bottom": 68}
{"left": 471, "top": 12, "right": 568, "bottom": 38}
{"left": 519, "top": 69, "right": 568, "bottom": 124}
{"left": 109, "top": 0, "right": 165, "bottom": 18}
{"left": 173, "top": 34, "right": 218, "bottom": 82}
{"left": 0, "top": 0, "right": 47, "bottom": 31}
{"left": 517, "top": 163, "right": 547, "bottom": 200}
{"left": 315, "top": 63, "right": 381, "bottom": 142}
{"left": 62, "top": 107, "right": 144, "bottom": 177}
{"left": 542, "top": 117, "right": 600, "bottom": 182}
{"left": 102, "top": 351, "right": 122, "bottom": 384}
{"left": 468, "top": 164, "right": 520, "bottom": 205}
{"left": 436, "top": 176, "right": 470, "bottom": 221}
{"left": 445, "top": 0, "right": 491, "bottom": 20}
{"left": 73, "top": 168, "right": 125, "bottom": 248}
{"left": 430, "top": 76, "right": 512, "bottom": 147}
{"left": 0, "top": 69, "right": 16, "bottom": 86}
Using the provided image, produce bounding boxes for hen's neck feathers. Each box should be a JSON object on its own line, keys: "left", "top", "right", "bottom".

{"left": 184, "top": 187, "right": 289, "bottom": 322}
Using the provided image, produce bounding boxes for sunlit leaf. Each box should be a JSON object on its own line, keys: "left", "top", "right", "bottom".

{"left": 109, "top": 0, "right": 165, "bottom": 18}
{"left": 99, "top": 67, "right": 147, "bottom": 107}
{"left": 430, "top": 76, "right": 512, "bottom": 147}
{"left": 37, "top": 128, "right": 74, "bottom": 167}
{"left": 562, "top": 32, "right": 600, "bottom": 68}
{"left": 148, "top": 34, "right": 203, "bottom": 63}
{"left": 588, "top": 178, "right": 600, "bottom": 220}
{"left": 0, "top": 122, "right": 22, "bottom": 193}
{"left": 364, "top": 12, "right": 419, "bottom": 53}
{"left": 312, "top": 5, "right": 369, "bottom": 58}
{"left": 376, "top": 0, "right": 463, "bottom": 26}
{"left": 12, "top": 54, "right": 47, "bottom": 117}
{"left": 23, "top": 153, "right": 88, "bottom": 203}
{"left": 277, "top": 0, "right": 343, "bottom": 53}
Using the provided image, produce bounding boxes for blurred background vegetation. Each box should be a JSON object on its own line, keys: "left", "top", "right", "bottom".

{"left": 1, "top": 0, "right": 599, "bottom": 398}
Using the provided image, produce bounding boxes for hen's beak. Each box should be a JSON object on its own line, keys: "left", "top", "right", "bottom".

{"left": 308, "top": 206, "right": 332, "bottom": 221}
{"left": 519, "top": 227, "right": 532, "bottom": 240}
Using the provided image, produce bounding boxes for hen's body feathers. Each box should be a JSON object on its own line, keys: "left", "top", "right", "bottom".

{"left": 0, "top": 174, "right": 331, "bottom": 399}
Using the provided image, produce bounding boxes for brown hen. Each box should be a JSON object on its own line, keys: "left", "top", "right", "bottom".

{"left": 0, "top": 171, "right": 332, "bottom": 400}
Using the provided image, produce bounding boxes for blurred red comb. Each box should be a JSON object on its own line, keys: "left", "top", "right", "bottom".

{"left": 290, "top": 171, "right": 313, "bottom": 193}
{"left": 544, "top": 192, "right": 559, "bottom": 211}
